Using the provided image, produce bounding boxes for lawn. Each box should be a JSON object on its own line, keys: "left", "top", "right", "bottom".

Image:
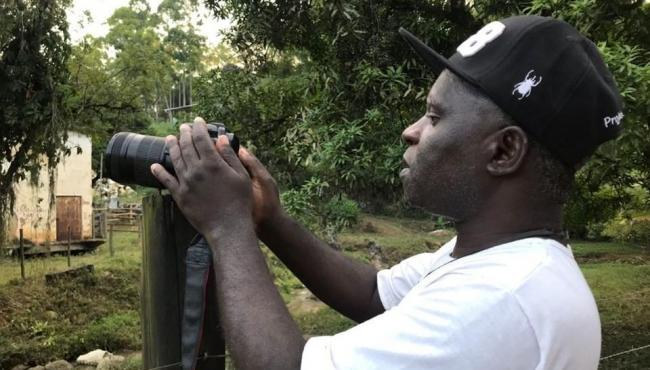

{"left": 0, "top": 215, "right": 649, "bottom": 369}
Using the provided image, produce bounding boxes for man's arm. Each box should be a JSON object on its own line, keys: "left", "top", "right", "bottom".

{"left": 239, "top": 149, "right": 385, "bottom": 323}
{"left": 206, "top": 217, "right": 304, "bottom": 370}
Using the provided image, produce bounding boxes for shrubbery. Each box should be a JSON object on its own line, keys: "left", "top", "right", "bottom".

{"left": 280, "top": 177, "right": 361, "bottom": 239}
{"left": 603, "top": 215, "right": 650, "bottom": 246}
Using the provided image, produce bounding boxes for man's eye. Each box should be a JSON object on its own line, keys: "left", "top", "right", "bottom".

{"left": 426, "top": 114, "right": 439, "bottom": 124}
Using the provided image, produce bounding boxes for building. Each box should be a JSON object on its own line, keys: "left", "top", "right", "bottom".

{"left": 8, "top": 132, "right": 94, "bottom": 244}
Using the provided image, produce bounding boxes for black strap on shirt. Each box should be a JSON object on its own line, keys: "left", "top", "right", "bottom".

{"left": 181, "top": 234, "right": 212, "bottom": 370}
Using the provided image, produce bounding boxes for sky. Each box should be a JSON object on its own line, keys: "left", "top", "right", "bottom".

{"left": 66, "top": 0, "right": 231, "bottom": 46}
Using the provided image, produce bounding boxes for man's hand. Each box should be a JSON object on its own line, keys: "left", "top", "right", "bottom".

{"left": 239, "top": 148, "right": 282, "bottom": 232}
{"left": 150, "top": 118, "right": 253, "bottom": 238}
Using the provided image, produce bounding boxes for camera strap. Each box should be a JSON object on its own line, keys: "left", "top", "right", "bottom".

{"left": 181, "top": 234, "right": 213, "bottom": 370}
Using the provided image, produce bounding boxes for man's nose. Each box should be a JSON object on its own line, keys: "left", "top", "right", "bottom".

{"left": 402, "top": 119, "right": 422, "bottom": 145}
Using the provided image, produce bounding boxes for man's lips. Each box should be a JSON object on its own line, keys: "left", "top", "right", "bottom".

{"left": 400, "top": 158, "right": 410, "bottom": 178}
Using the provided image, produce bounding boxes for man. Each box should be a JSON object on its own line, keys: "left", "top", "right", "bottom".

{"left": 151, "top": 15, "right": 623, "bottom": 370}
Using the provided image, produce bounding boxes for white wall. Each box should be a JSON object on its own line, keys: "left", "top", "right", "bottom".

{"left": 9, "top": 132, "right": 94, "bottom": 244}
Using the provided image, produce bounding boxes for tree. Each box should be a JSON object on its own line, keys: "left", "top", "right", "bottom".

{"left": 0, "top": 0, "right": 72, "bottom": 241}
{"left": 67, "top": 0, "right": 210, "bottom": 171}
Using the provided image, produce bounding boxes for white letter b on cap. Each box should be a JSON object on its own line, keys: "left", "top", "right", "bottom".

{"left": 457, "top": 21, "right": 506, "bottom": 57}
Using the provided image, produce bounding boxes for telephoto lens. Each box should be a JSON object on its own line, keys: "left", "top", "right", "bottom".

{"left": 104, "top": 123, "right": 240, "bottom": 188}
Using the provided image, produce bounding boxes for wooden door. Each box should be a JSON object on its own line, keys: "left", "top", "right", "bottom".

{"left": 56, "top": 196, "right": 82, "bottom": 241}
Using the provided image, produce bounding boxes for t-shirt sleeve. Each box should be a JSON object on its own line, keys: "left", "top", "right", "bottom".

{"left": 376, "top": 252, "right": 437, "bottom": 309}
{"left": 376, "top": 237, "right": 457, "bottom": 310}
{"left": 301, "top": 274, "right": 540, "bottom": 370}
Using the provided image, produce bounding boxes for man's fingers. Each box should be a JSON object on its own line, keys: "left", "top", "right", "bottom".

{"left": 191, "top": 118, "right": 217, "bottom": 157}
{"left": 239, "top": 147, "right": 270, "bottom": 179}
{"left": 216, "top": 135, "right": 245, "bottom": 174}
{"left": 166, "top": 135, "right": 186, "bottom": 174}
{"left": 150, "top": 163, "right": 179, "bottom": 192}
{"left": 179, "top": 123, "right": 199, "bottom": 163}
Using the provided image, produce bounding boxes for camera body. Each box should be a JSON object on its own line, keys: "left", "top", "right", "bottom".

{"left": 104, "top": 123, "right": 239, "bottom": 188}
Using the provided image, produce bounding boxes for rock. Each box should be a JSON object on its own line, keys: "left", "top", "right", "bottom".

{"left": 96, "top": 355, "right": 125, "bottom": 370}
{"left": 27, "top": 366, "right": 45, "bottom": 370}
{"left": 44, "top": 310, "right": 58, "bottom": 320}
{"left": 428, "top": 229, "right": 453, "bottom": 238}
{"left": 11, "top": 365, "right": 29, "bottom": 370}
{"left": 76, "top": 349, "right": 110, "bottom": 366}
{"left": 73, "top": 366, "right": 95, "bottom": 370}
{"left": 44, "top": 360, "right": 73, "bottom": 370}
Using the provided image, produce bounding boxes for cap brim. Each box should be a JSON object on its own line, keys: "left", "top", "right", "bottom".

{"left": 398, "top": 27, "right": 478, "bottom": 87}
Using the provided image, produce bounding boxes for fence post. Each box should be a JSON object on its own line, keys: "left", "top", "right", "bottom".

{"left": 137, "top": 214, "right": 143, "bottom": 247}
{"left": 19, "top": 228, "right": 25, "bottom": 280}
{"left": 109, "top": 224, "right": 114, "bottom": 257}
{"left": 67, "top": 226, "right": 72, "bottom": 267}
{"left": 142, "top": 193, "right": 225, "bottom": 370}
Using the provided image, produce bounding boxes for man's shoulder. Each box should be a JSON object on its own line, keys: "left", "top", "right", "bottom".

{"left": 416, "top": 237, "right": 567, "bottom": 291}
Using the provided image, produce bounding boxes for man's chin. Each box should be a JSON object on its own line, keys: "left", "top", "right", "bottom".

{"left": 402, "top": 191, "right": 459, "bottom": 222}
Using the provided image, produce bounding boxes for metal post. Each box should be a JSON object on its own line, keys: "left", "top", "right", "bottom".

{"left": 19, "top": 228, "right": 25, "bottom": 280}
{"left": 109, "top": 224, "right": 114, "bottom": 257}
{"left": 142, "top": 193, "right": 225, "bottom": 370}
{"left": 67, "top": 226, "right": 71, "bottom": 267}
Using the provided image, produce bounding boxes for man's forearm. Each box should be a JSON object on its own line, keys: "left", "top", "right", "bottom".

{"left": 206, "top": 219, "right": 305, "bottom": 370}
{"left": 258, "top": 210, "right": 385, "bottom": 323}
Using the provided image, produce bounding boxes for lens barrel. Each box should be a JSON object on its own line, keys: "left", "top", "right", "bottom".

{"left": 104, "top": 133, "right": 172, "bottom": 188}
{"left": 104, "top": 123, "right": 239, "bottom": 188}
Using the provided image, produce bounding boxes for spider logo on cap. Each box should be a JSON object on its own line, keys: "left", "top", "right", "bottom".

{"left": 512, "top": 70, "right": 542, "bottom": 100}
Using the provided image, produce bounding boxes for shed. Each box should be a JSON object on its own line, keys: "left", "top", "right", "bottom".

{"left": 8, "top": 132, "right": 94, "bottom": 245}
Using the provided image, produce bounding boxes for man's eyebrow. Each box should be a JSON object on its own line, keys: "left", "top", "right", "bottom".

{"left": 426, "top": 99, "right": 444, "bottom": 114}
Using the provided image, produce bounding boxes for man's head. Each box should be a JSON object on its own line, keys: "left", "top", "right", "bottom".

{"left": 398, "top": 15, "right": 623, "bottom": 220}
{"left": 401, "top": 70, "right": 573, "bottom": 221}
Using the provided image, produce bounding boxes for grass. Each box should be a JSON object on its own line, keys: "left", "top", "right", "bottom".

{"left": 1, "top": 215, "right": 649, "bottom": 369}
{"left": 0, "top": 232, "right": 142, "bottom": 369}
{"left": 0, "top": 231, "right": 142, "bottom": 285}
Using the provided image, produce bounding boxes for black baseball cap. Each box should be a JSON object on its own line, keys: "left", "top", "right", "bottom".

{"left": 399, "top": 15, "right": 624, "bottom": 168}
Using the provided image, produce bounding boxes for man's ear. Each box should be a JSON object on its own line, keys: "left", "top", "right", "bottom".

{"left": 485, "top": 126, "right": 529, "bottom": 176}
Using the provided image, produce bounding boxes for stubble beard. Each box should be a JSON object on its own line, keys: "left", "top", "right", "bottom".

{"left": 403, "top": 164, "right": 482, "bottom": 222}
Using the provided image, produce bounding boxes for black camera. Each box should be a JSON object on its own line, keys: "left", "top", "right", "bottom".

{"left": 104, "top": 122, "right": 239, "bottom": 188}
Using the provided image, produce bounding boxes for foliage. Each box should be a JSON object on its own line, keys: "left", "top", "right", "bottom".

{"left": 0, "top": 0, "right": 72, "bottom": 242}
{"left": 65, "top": 0, "right": 211, "bottom": 171}
{"left": 323, "top": 194, "right": 361, "bottom": 231}
{"left": 564, "top": 181, "right": 625, "bottom": 239}
{"left": 193, "top": 61, "right": 309, "bottom": 182}
{"left": 603, "top": 215, "right": 650, "bottom": 246}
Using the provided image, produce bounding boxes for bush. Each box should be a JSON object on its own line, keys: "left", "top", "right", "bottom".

{"left": 83, "top": 312, "right": 141, "bottom": 352}
{"left": 564, "top": 182, "right": 624, "bottom": 239}
{"left": 603, "top": 215, "right": 650, "bottom": 246}
{"left": 281, "top": 177, "right": 361, "bottom": 237}
{"left": 324, "top": 195, "right": 360, "bottom": 231}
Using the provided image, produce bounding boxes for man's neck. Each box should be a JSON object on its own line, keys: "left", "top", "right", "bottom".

{"left": 452, "top": 197, "right": 565, "bottom": 258}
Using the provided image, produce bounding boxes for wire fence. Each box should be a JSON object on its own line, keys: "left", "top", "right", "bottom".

{"left": 600, "top": 343, "right": 650, "bottom": 361}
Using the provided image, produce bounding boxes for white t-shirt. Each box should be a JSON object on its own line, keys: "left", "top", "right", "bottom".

{"left": 301, "top": 237, "right": 601, "bottom": 370}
